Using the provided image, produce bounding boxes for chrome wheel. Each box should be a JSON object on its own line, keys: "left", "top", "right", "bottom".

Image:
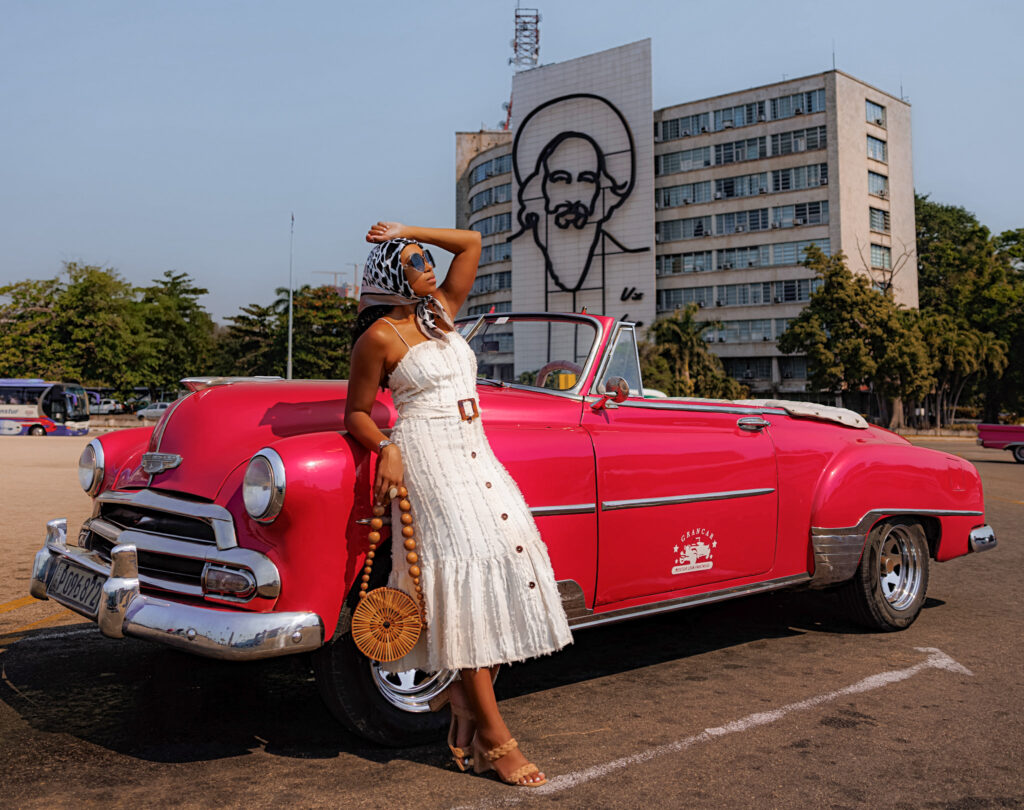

{"left": 370, "top": 664, "right": 457, "bottom": 713}
{"left": 1012, "top": 445, "right": 1024, "bottom": 464}
{"left": 877, "top": 523, "right": 923, "bottom": 610}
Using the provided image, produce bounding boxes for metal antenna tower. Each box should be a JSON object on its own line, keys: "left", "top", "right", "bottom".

{"left": 503, "top": 5, "right": 540, "bottom": 129}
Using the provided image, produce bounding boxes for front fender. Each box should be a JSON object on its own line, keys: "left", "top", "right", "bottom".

{"left": 97, "top": 427, "right": 155, "bottom": 492}
{"left": 219, "top": 430, "right": 375, "bottom": 638}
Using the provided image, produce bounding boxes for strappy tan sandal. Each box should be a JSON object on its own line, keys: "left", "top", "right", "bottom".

{"left": 428, "top": 687, "right": 474, "bottom": 771}
{"left": 471, "top": 735, "right": 547, "bottom": 787}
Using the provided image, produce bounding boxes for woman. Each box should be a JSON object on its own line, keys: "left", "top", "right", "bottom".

{"left": 345, "top": 222, "right": 572, "bottom": 787}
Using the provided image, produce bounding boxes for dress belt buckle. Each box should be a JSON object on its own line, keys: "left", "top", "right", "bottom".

{"left": 457, "top": 397, "right": 479, "bottom": 423}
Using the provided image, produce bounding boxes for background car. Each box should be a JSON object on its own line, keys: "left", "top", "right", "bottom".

{"left": 136, "top": 402, "right": 171, "bottom": 420}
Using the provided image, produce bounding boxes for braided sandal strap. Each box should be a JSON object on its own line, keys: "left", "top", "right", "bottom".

{"left": 506, "top": 763, "right": 541, "bottom": 784}
{"left": 484, "top": 737, "right": 519, "bottom": 762}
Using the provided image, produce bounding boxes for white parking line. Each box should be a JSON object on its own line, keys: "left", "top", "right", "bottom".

{"left": 453, "top": 647, "right": 972, "bottom": 808}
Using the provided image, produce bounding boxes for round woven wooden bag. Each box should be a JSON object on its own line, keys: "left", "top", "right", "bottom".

{"left": 351, "top": 487, "right": 426, "bottom": 663}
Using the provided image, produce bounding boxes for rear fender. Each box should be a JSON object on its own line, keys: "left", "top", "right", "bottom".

{"left": 808, "top": 444, "right": 984, "bottom": 585}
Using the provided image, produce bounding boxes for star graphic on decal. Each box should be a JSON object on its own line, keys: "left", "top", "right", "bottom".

{"left": 673, "top": 545, "right": 679, "bottom": 552}
{"left": 712, "top": 541, "right": 718, "bottom": 548}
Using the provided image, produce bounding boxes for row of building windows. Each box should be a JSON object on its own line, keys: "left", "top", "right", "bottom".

{"left": 657, "top": 162, "right": 830, "bottom": 209}
{"left": 657, "top": 205, "right": 828, "bottom": 240}
{"left": 467, "top": 300, "right": 512, "bottom": 316}
{"left": 479, "top": 241, "right": 512, "bottom": 266}
{"left": 656, "top": 88, "right": 826, "bottom": 142}
{"left": 722, "top": 356, "right": 807, "bottom": 381}
{"left": 656, "top": 126, "right": 827, "bottom": 176}
{"left": 470, "top": 270, "right": 512, "bottom": 296}
{"left": 469, "top": 183, "right": 512, "bottom": 213}
{"left": 656, "top": 238, "right": 830, "bottom": 272}
{"left": 869, "top": 207, "right": 890, "bottom": 233}
{"left": 469, "top": 154, "right": 513, "bottom": 186}
{"left": 656, "top": 277, "right": 823, "bottom": 311}
{"left": 469, "top": 331, "right": 515, "bottom": 353}
{"left": 701, "top": 317, "right": 804, "bottom": 343}
{"left": 471, "top": 212, "right": 512, "bottom": 237}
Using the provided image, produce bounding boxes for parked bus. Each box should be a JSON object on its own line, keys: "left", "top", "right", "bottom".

{"left": 0, "top": 379, "right": 90, "bottom": 436}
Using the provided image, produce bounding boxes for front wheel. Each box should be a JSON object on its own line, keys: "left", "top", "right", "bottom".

{"left": 838, "top": 518, "right": 930, "bottom": 631}
{"left": 311, "top": 585, "right": 456, "bottom": 746}
{"left": 1012, "top": 445, "right": 1024, "bottom": 464}
{"left": 28, "top": 425, "right": 46, "bottom": 436}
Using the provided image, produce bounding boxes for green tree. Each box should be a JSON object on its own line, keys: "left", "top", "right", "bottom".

{"left": 219, "top": 302, "right": 282, "bottom": 376}
{"left": 288, "top": 285, "right": 359, "bottom": 379}
{"left": 778, "top": 247, "right": 934, "bottom": 427}
{"left": 0, "top": 276, "right": 66, "bottom": 377}
{"left": 139, "top": 271, "right": 216, "bottom": 393}
{"left": 641, "top": 304, "right": 745, "bottom": 399}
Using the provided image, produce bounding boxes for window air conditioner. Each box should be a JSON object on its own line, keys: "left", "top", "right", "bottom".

{"left": 795, "top": 108, "right": 803, "bottom": 115}
{"left": 697, "top": 301, "right": 705, "bottom": 308}
{"left": 724, "top": 262, "right": 733, "bottom": 269}
{"left": 682, "top": 130, "right": 691, "bottom": 137}
{"left": 875, "top": 117, "right": 885, "bottom": 126}
{"left": 762, "top": 335, "right": 770, "bottom": 341}
{"left": 714, "top": 191, "right": 723, "bottom": 199}
{"left": 704, "top": 335, "right": 715, "bottom": 342}
{"left": 879, "top": 189, "right": 888, "bottom": 199}
{"left": 735, "top": 224, "right": 745, "bottom": 232}
{"left": 744, "top": 370, "right": 754, "bottom": 378}
{"left": 719, "top": 337, "right": 726, "bottom": 342}
{"left": 654, "top": 134, "right": 663, "bottom": 143}
{"left": 655, "top": 233, "right": 662, "bottom": 242}
{"left": 723, "top": 121, "right": 734, "bottom": 129}
{"left": 715, "top": 300, "right": 723, "bottom": 306}
{"left": 683, "top": 198, "right": 691, "bottom": 205}
{"left": 758, "top": 113, "right": 767, "bottom": 122}
{"left": 821, "top": 177, "right": 828, "bottom": 185}
{"left": 771, "top": 221, "right": 780, "bottom": 229}
{"left": 783, "top": 371, "right": 793, "bottom": 379}
{"left": 704, "top": 160, "right": 712, "bottom": 167}
{"left": 701, "top": 126, "right": 708, "bottom": 133}
{"left": 759, "top": 187, "right": 767, "bottom": 193}
{"left": 774, "top": 296, "right": 782, "bottom": 303}
{"left": 794, "top": 217, "right": 805, "bottom": 226}
{"left": 748, "top": 261, "right": 755, "bottom": 267}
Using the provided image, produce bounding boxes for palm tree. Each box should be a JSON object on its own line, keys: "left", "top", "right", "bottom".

{"left": 271, "top": 284, "right": 313, "bottom": 315}
{"left": 647, "top": 304, "right": 721, "bottom": 396}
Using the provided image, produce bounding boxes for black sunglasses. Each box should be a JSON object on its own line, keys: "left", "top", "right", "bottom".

{"left": 406, "top": 249, "right": 435, "bottom": 274}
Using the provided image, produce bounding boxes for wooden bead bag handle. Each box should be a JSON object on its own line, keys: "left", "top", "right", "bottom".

{"left": 351, "top": 485, "right": 428, "bottom": 663}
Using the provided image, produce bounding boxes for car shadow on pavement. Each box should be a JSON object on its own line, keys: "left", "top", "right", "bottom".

{"left": 0, "top": 587, "right": 905, "bottom": 766}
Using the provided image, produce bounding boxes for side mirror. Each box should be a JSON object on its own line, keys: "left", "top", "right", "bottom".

{"left": 591, "top": 376, "right": 630, "bottom": 411}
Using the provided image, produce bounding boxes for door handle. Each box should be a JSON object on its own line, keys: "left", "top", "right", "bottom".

{"left": 737, "top": 416, "right": 771, "bottom": 432}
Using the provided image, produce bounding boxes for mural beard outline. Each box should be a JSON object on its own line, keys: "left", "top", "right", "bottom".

{"left": 508, "top": 94, "right": 648, "bottom": 297}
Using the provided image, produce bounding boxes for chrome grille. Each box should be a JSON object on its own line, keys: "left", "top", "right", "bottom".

{"left": 99, "top": 502, "right": 217, "bottom": 544}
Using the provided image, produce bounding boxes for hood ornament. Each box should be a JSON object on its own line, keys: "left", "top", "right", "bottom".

{"left": 141, "top": 452, "right": 183, "bottom": 475}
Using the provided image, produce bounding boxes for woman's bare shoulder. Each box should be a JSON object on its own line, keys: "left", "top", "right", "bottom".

{"left": 354, "top": 319, "right": 396, "bottom": 355}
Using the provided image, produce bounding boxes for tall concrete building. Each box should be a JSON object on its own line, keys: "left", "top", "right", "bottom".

{"left": 455, "top": 41, "right": 915, "bottom": 394}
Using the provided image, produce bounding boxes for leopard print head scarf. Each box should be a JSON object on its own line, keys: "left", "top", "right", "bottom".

{"left": 358, "top": 238, "right": 454, "bottom": 340}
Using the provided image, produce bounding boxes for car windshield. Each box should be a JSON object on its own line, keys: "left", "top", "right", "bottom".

{"left": 457, "top": 314, "right": 599, "bottom": 393}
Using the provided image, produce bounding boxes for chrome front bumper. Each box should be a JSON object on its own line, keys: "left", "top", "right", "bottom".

{"left": 29, "top": 519, "right": 324, "bottom": 660}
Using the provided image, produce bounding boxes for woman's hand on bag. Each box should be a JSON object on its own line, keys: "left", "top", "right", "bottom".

{"left": 366, "top": 221, "right": 405, "bottom": 243}
{"left": 374, "top": 445, "right": 404, "bottom": 504}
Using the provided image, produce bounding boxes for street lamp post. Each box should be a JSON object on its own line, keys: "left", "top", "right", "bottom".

{"left": 287, "top": 212, "right": 294, "bottom": 380}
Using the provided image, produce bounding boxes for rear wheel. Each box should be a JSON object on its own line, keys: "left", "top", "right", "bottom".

{"left": 839, "top": 518, "right": 929, "bottom": 631}
{"left": 28, "top": 425, "right": 46, "bottom": 436}
{"left": 1012, "top": 446, "right": 1024, "bottom": 464}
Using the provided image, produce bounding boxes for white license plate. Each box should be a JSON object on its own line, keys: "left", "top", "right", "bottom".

{"left": 47, "top": 558, "right": 105, "bottom": 617}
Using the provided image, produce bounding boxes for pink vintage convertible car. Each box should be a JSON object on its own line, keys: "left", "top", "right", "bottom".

{"left": 29, "top": 311, "right": 996, "bottom": 745}
{"left": 977, "top": 423, "right": 1024, "bottom": 463}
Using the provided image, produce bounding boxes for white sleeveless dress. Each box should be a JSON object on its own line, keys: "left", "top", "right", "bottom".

{"left": 379, "top": 320, "right": 573, "bottom": 673}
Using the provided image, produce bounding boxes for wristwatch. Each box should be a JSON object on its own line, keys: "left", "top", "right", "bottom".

{"left": 377, "top": 439, "right": 395, "bottom": 453}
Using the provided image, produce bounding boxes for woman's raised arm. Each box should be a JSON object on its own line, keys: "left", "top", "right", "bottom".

{"left": 366, "top": 222, "right": 481, "bottom": 314}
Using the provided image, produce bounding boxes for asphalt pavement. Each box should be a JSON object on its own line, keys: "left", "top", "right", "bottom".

{"left": 0, "top": 436, "right": 1020, "bottom": 809}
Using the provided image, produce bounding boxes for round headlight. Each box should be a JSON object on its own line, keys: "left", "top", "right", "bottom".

{"left": 243, "top": 449, "right": 286, "bottom": 523}
{"left": 77, "top": 439, "right": 104, "bottom": 496}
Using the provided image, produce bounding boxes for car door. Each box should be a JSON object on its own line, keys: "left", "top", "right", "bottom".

{"left": 582, "top": 324, "right": 779, "bottom": 606}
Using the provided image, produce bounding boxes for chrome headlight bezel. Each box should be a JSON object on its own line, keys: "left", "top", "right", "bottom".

{"left": 77, "top": 438, "right": 105, "bottom": 496}
{"left": 243, "top": 448, "right": 286, "bottom": 523}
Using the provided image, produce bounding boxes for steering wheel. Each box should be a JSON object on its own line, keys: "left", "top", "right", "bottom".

{"left": 535, "top": 361, "right": 584, "bottom": 389}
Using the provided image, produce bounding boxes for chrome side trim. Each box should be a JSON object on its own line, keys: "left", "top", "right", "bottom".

{"left": 568, "top": 574, "right": 809, "bottom": 630}
{"left": 530, "top": 503, "right": 598, "bottom": 517}
{"left": 602, "top": 488, "right": 775, "bottom": 512}
{"left": 29, "top": 530, "right": 322, "bottom": 661}
{"left": 616, "top": 400, "right": 790, "bottom": 416}
{"left": 809, "top": 507, "right": 986, "bottom": 587}
{"left": 97, "top": 489, "right": 238, "bottom": 550}
{"left": 85, "top": 516, "right": 280, "bottom": 600}
{"left": 968, "top": 524, "right": 997, "bottom": 553}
